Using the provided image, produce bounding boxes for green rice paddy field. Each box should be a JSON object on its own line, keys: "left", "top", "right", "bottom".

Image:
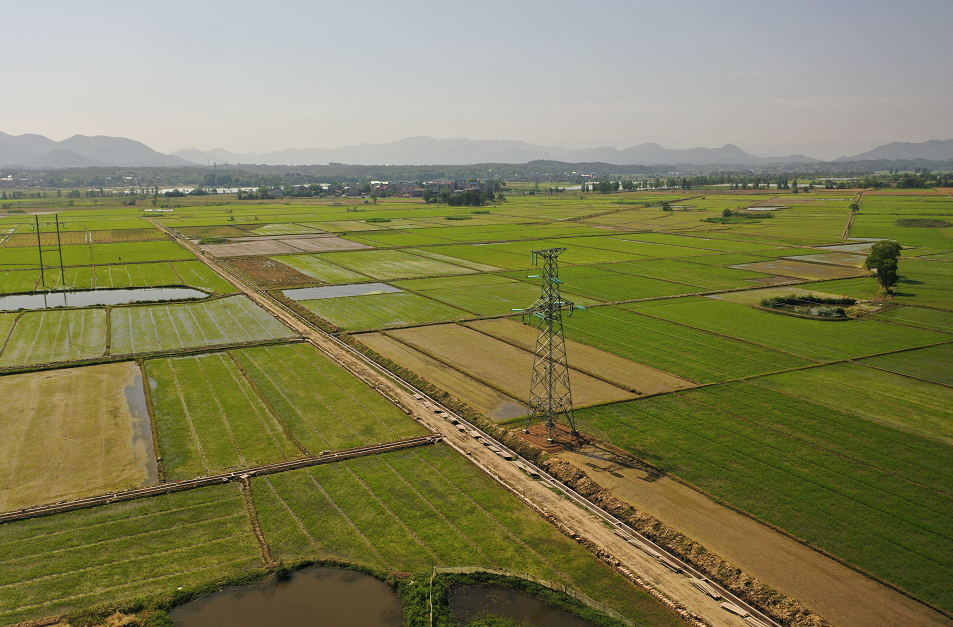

{"left": 253, "top": 445, "right": 682, "bottom": 627}
{"left": 2, "top": 188, "right": 953, "bottom": 623}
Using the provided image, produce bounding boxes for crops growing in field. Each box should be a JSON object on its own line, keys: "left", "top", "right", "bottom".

{"left": 0, "top": 485, "right": 261, "bottom": 625}
{"left": 0, "top": 308, "right": 107, "bottom": 367}
{"left": 576, "top": 384, "right": 953, "bottom": 612}
{"left": 400, "top": 277, "right": 565, "bottom": 315}
{"left": 147, "top": 352, "right": 302, "bottom": 480}
{"left": 314, "top": 249, "right": 476, "bottom": 280}
{"left": 859, "top": 343, "right": 953, "bottom": 386}
{"left": 254, "top": 445, "right": 683, "bottom": 627}
{"left": 298, "top": 291, "right": 470, "bottom": 331}
{"left": 752, "top": 362, "right": 953, "bottom": 442}
{"left": 233, "top": 343, "right": 425, "bottom": 453}
{"left": 109, "top": 296, "right": 294, "bottom": 354}
{"left": 623, "top": 297, "right": 949, "bottom": 362}
{"left": 562, "top": 305, "right": 810, "bottom": 383}
{"left": 274, "top": 254, "right": 371, "bottom": 283}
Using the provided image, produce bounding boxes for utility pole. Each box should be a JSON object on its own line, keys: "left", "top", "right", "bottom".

{"left": 516, "top": 248, "right": 583, "bottom": 442}
{"left": 35, "top": 215, "right": 45, "bottom": 288}
{"left": 55, "top": 215, "right": 66, "bottom": 289}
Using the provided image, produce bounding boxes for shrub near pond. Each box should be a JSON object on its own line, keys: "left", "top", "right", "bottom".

{"left": 760, "top": 293, "right": 856, "bottom": 318}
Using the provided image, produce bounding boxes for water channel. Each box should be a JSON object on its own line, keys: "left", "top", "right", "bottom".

{"left": 0, "top": 287, "right": 208, "bottom": 311}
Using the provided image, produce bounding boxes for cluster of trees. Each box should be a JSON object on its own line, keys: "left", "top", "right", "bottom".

{"left": 865, "top": 240, "right": 902, "bottom": 291}
{"left": 423, "top": 189, "right": 493, "bottom": 206}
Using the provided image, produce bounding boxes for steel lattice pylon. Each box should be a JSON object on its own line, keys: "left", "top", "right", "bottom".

{"left": 519, "top": 248, "right": 581, "bottom": 442}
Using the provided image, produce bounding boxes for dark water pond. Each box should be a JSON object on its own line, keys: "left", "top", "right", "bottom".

{"left": 0, "top": 287, "right": 208, "bottom": 311}
{"left": 169, "top": 567, "right": 403, "bottom": 627}
{"left": 283, "top": 283, "right": 401, "bottom": 300}
{"left": 452, "top": 586, "right": 596, "bottom": 627}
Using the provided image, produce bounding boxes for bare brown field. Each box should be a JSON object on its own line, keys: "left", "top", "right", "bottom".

{"left": 357, "top": 331, "right": 529, "bottom": 420}
{"left": 90, "top": 229, "right": 170, "bottom": 243}
{"left": 225, "top": 257, "right": 318, "bottom": 287}
{"left": 385, "top": 323, "right": 635, "bottom": 407}
{"left": 0, "top": 361, "right": 158, "bottom": 512}
{"left": 1, "top": 232, "right": 87, "bottom": 247}
{"left": 734, "top": 259, "right": 870, "bottom": 280}
{"left": 464, "top": 318, "right": 695, "bottom": 395}
{"left": 202, "top": 236, "right": 371, "bottom": 257}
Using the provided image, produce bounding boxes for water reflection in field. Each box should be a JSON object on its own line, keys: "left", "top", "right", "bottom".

{"left": 452, "top": 586, "right": 596, "bottom": 627}
{"left": 169, "top": 568, "right": 402, "bottom": 627}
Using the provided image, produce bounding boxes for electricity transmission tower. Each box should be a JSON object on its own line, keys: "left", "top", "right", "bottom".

{"left": 516, "top": 248, "right": 583, "bottom": 442}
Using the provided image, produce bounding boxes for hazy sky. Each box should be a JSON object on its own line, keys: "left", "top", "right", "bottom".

{"left": 3, "top": 0, "right": 951, "bottom": 160}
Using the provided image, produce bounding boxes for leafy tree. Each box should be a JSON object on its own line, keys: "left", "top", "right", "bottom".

{"left": 722, "top": 208, "right": 733, "bottom": 217}
{"left": 865, "top": 240, "right": 902, "bottom": 292}
{"left": 876, "top": 258, "right": 899, "bottom": 290}
{"left": 864, "top": 240, "right": 901, "bottom": 270}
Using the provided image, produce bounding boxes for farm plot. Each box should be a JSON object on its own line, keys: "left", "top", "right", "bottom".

{"left": 0, "top": 484, "right": 261, "bottom": 626}
{"left": 202, "top": 236, "right": 370, "bottom": 257}
{"left": 40, "top": 267, "right": 95, "bottom": 291}
{"left": 250, "top": 223, "right": 322, "bottom": 236}
{"left": 109, "top": 296, "right": 295, "bottom": 354}
{"left": 562, "top": 306, "right": 812, "bottom": 383}
{"left": 581, "top": 232, "right": 781, "bottom": 253}
{"left": 575, "top": 384, "right": 953, "bottom": 613}
{"left": 90, "top": 241, "right": 195, "bottom": 264}
{"left": 0, "top": 246, "right": 42, "bottom": 269}
{"left": 343, "top": 230, "right": 453, "bottom": 248}
{"left": 274, "top": 254, "right": 370, "bottom": 283}
{"left": 707, "top": 286, "right": 847, "bottom": 306}
{"left": 384, "top": 324, "right": 634, "bottom": 407}
{"left": 676, "top": 253, "right": 780, "bottom": 267}
{"left": 147, "top": 353, "right": 302, "bottom": 480}
{"left": 859, "top": 343, "right": 953, "bottom": 387}
{"left": 233, "top": 343, "right": 425, "bottom": 453}
{"left": 404, "top": 248, "right": 501, "bottom": 272}
{"left": 0, "top": 362, "right": 157, "bottom": 511}
{"left": 732, "top": 259, "right": 869, "bottom": 280}
{"left": 797, "top": 276, "right": 883, "bottom": 300}
{"left": 623, "top": 297, "right": 950, "bottom": 362}
{"left": 785, "top": 252, "right": 866, "bottom": 267}
{"left": 606, "top": 259, "right": 772, "bottom": 291}
{"left": 395, "top": 275, "right": 599, "bottom": 316}
{"left": 298, "top": 291, "right": 470, "bottom": 331}
{"left": 356, "top": 331, "right": 527, "bottom": 420}
{"left": 413, "top": 244, "right": 538, "bottom": 270}
{"left": 88, "top": 228, "right": 170, "bottom": 243}
{"left": 464, "top": 318, "right": 695, "bottom": 395}
{"left": 893, "top": 259, "right": 953, "bottom": 310}
{"left": 0, "top": 308, "right": 106, "bottom": 367}
{"left": 94, "top": 263, "right": 182, "bottom": 290}
{"left": 225, "top": 257, "right": 316, "bottom": 287}
{"left": 312, "top": 249, "right": 477, "bottom": 280}
{"left": 751, "top": 362, "right": 953, "bottom": 443}
{"left": 172, "top": 261, "right": 238, "bottom": 294}
{"left": 0, "top": 269, "right": 40, "bottom": 294}
{"left": 254, "top": 445, "right": 683, "bottom": 627}
{"left": 870, "top": 306, "right": 953, "bottom": 334}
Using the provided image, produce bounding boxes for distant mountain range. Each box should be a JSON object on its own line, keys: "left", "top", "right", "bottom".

{"left": 0, "top": 132, "right": 194, "bottom": 168}
{"left": 174, "top": 137, "right": 819, "bottom": 167}
{"left": 2, "top": 132, "right": 952, "bottom": 169}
